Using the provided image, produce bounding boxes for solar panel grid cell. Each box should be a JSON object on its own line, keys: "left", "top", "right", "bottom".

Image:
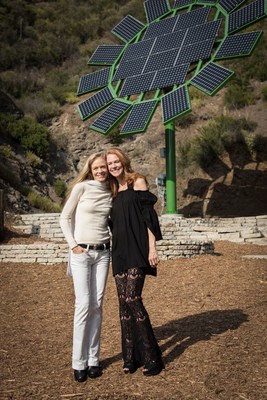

{"left": 151, "top": 63, "right": 190, "bottom": 90}
{"left": 144, "top": 48, "right": 179, "bottom": 73}
{"left": 191, "top": 62, "right": 233, "bottom": 94}
{"left": 214, "top": 31, "right": 262, "bottom": 58}
{"left": 218, "top": 0, "right": 245, "bottom": 13}
{"left": 161, "top": 85, "right": 190, "bottom": 122}
{"left": 173, "top": 6, "right": 211, "bottom": 30}
{"left": 78, "top": 87, "right": 114, "bottom": 120}
{"left": 91, "top": 100, "right": 131, "bottom": 133}
{"left": 173, "top": 0, "right": 195, "bottom": 8}
{"left": 88, "top": 45, "right": 124, "bottom": 65}
{"left": 121, "top": 100, "right": 157, "bottom": 133}
{"left": 122, "top": 39, "right": 155, "bottom": 61}
{"left": 183, "top": 19, "right": 221, "bottom": 46}
{"left": 112, "top": 57, "right": 147, "bottom": 81}
{"left": 175, "top": 38, "right": 215, "bottom": 64}
{"left": 120, "top": 72, "right": 155, "bottom": 96}
{"left": 142, "top": 16, "right": 179, "bottom": 40}
{"left": 144, "top": 0, "right": 170, "bottom": 23}
{"left": 228, "top": 0, "right": 265, "bottom": 33}
{"left": 77, "top": 68, "right": 111, "bottom": 95}
{"left": 151, "top": 29, "right": 186, "bottom": 53}
{"left": 112, "top": 15, "right": 145, "bottom": 42}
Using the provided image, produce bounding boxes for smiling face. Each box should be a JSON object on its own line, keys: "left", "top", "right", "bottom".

{"left": 106, "top": 153, "right": 124, "bottom": 180}
{"left": 91, "top": 156, "right": 108, "bottom": 182}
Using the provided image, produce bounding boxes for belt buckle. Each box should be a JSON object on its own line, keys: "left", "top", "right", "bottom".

{"left": 103, "top": 243, "right": 106, "bottom": 250}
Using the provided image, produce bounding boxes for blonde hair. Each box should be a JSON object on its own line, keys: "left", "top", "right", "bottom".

{"left": 105, "top": 147, "right": 147, "bottom": 197}
{"left": 65, "top": 152, "right": 107, "bottom": 200}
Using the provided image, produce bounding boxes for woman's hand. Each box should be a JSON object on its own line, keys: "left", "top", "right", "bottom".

{"left": 72, "top": 245, "right": 85, "bottom": 254}
{"left": 148, "top": 247, "right": 159, "bottom": 268}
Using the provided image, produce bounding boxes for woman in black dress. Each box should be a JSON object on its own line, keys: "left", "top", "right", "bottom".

{"left": 106, "top": 147, "right": 164, "bottom": 376}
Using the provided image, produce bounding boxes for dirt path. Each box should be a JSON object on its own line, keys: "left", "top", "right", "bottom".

{"left": 0, "top": 241, "right": 266, "bottom": 400}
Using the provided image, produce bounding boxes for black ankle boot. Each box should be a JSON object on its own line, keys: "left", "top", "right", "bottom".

{"left": 74, "top": 368, "right": 88, "bottom": 382}
{"left": 88, "top": 366, "right": 102, "bottom": 379}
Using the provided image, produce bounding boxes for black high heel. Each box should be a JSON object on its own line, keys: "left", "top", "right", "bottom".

{"left": 143, "top": 360, "right": 164, "bottom": 376}
{"left": 123, "top": 361, "right": 140, "bottom": 374}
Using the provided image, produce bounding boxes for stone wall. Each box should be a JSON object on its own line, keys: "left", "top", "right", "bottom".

{"left": 1, "top": 213, "right": 266, "bottom": 264}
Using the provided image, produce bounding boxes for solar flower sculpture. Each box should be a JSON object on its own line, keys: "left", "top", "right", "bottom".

{"left": 77, "top": 0, "right": 266, "bottom": 213}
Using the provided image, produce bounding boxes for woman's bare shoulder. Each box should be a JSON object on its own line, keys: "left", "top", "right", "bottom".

{"left": 133, "top": 176, "right": 148, "bottom": 190}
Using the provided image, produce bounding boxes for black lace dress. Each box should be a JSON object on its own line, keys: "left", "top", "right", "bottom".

{"left": 110, "top": 187, "right": 162, "bottom": 276}
{"left": 110, "top": 187, "right": 163, "bottom": 366}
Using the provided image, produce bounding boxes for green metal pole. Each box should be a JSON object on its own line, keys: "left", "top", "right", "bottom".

{"left": 165, "top": 121, "right": 177, "bottom": 214}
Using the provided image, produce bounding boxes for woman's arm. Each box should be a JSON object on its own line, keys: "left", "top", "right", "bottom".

{"left": 59, "top": 183, "right": 84, "bottom": 250}
{"left": 147, "top": 228, "right": 160, "bottom": 268}
{"left": 134, "top": 177, "right": 160, "bottom": 268}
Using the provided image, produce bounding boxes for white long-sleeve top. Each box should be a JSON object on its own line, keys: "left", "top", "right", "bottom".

{"left": 59, "top": 180, "right": 112, "bottom": 249}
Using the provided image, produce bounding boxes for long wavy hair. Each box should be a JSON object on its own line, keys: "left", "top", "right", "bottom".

{"left": 105, "top": 147, "right": 147, "bottom": 197}
{"left": 65, "top": 152, "right": 108, "bottom": 200}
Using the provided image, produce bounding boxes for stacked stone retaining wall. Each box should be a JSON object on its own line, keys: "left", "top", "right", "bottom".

{"left": 0, "top": 213, "right": 266, "bottom": 264}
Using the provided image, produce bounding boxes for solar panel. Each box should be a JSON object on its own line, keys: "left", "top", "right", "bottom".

{"left": 175, "top": 38, "right": 215, "bottom": 65}
{"left": 218, "top": 0, "right": 246, "bottom": 13}
{"left": 112, "top": 15, "right": 145, "bottom": 43}
{"left": 190, "top": 62, "right": 234, "bottom": 95}
{"left": 77, "top": 68, "right": 111, "bottom": 95}
{"left": 173, "top": 0, "right": 196, "bottom": 9}
{"left": 150, "top": 63, "right": 190, "bottom": 90}
{"left": 228, "top": 0, "right": 266, "bottom": 34}
{"left": 151, "top": 29, "right": 186, "bottom": 53}
{"left": 120, "top": 100, "right": 158, "bottom": 134}
{"left": 77, "top": 0, "right": 266, "bottom": 140}
{"left": 183, "top": 20, "right": 221, "bottom": 46}
{"left": 112, "top": 57, "right": 147, "bottom": 81}
{"left": 88, "top": 45, "right": 124, "bottom": 65}
{"left": 77, "top": 87, "right": 115, "bottom": 120}
{"left": 121, "top": 39, "right": 154, "bottom": 61}
{"left": 90, "top": 100, "right": 132, "bottom": 134}
{"left": 120, "top": 72, "right": 155, "bottom": 96}
{"left": 161, "top": 85, "right": 191, "bottom": 124}
{"left": 144, "top": 48, "right": 179, "bottom": 73}
{"left": 214, "top": 30, "right": 263, "bottom": 59}
{"left": 144, "top": 0, "right": 171, "bottom": 23}
{"left": 142, "top": 15, "right": 179, "bottom": 40}
{"left": 173, "top": 6, "right": 211, "bottom": 30}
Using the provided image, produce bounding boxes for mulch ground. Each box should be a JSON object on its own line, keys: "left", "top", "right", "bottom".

{"left": 0, "top": 240, "right": 267, "bottom": 400}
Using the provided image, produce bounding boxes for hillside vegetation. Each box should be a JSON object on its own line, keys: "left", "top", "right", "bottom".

{"left": 0, "top": 0, "right": 267, "bottom": 217}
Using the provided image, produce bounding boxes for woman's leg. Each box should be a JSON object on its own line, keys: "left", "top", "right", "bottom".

{"left": 115, "top": 271, "right": 136, "bottom": 364}
{"left": 70, "top": 252, "right": 91, "bottom": 371}
{"left": 87, "top": 250, "right": 110, "bottom": 367}
{"left": 115, "top": 268, "right": 162, "bottom": 370}
{"left": 124, "top": 268, "right": 162, "bottom": 367}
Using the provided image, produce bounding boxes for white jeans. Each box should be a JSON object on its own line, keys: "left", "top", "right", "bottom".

{"left": 70, "top": 249, "right": 110, "bottom": 370}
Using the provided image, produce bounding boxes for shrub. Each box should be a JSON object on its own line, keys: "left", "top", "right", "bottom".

{"left": 21, "top": 97, "right": 61, "bottom": 122}
{"left": 26, "top": 151, "right": 42, "bottom": 167}
{"left": 53, "top": 179, "right": 67, "bottom": 198}
{"left": 8, "top": 116, "right": 50, "bottom": 158}
{"left": 223, "top": 83, "right": 255, "bottom": 110}
{"left": 27, "top": 191, "right": 62, "bottom": 212}
{"left": 108, "top": 127, "right": 123, "bottom": 145}
{"left": 177, "top": 115, "right": 258, "bottom": 170}
{"left": 0, "top": 145, "right": 15, "bottom": 159}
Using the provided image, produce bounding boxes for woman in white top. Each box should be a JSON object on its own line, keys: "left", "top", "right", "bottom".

{"left": 60, "top": 152, "right": 112, "bottom": 383}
